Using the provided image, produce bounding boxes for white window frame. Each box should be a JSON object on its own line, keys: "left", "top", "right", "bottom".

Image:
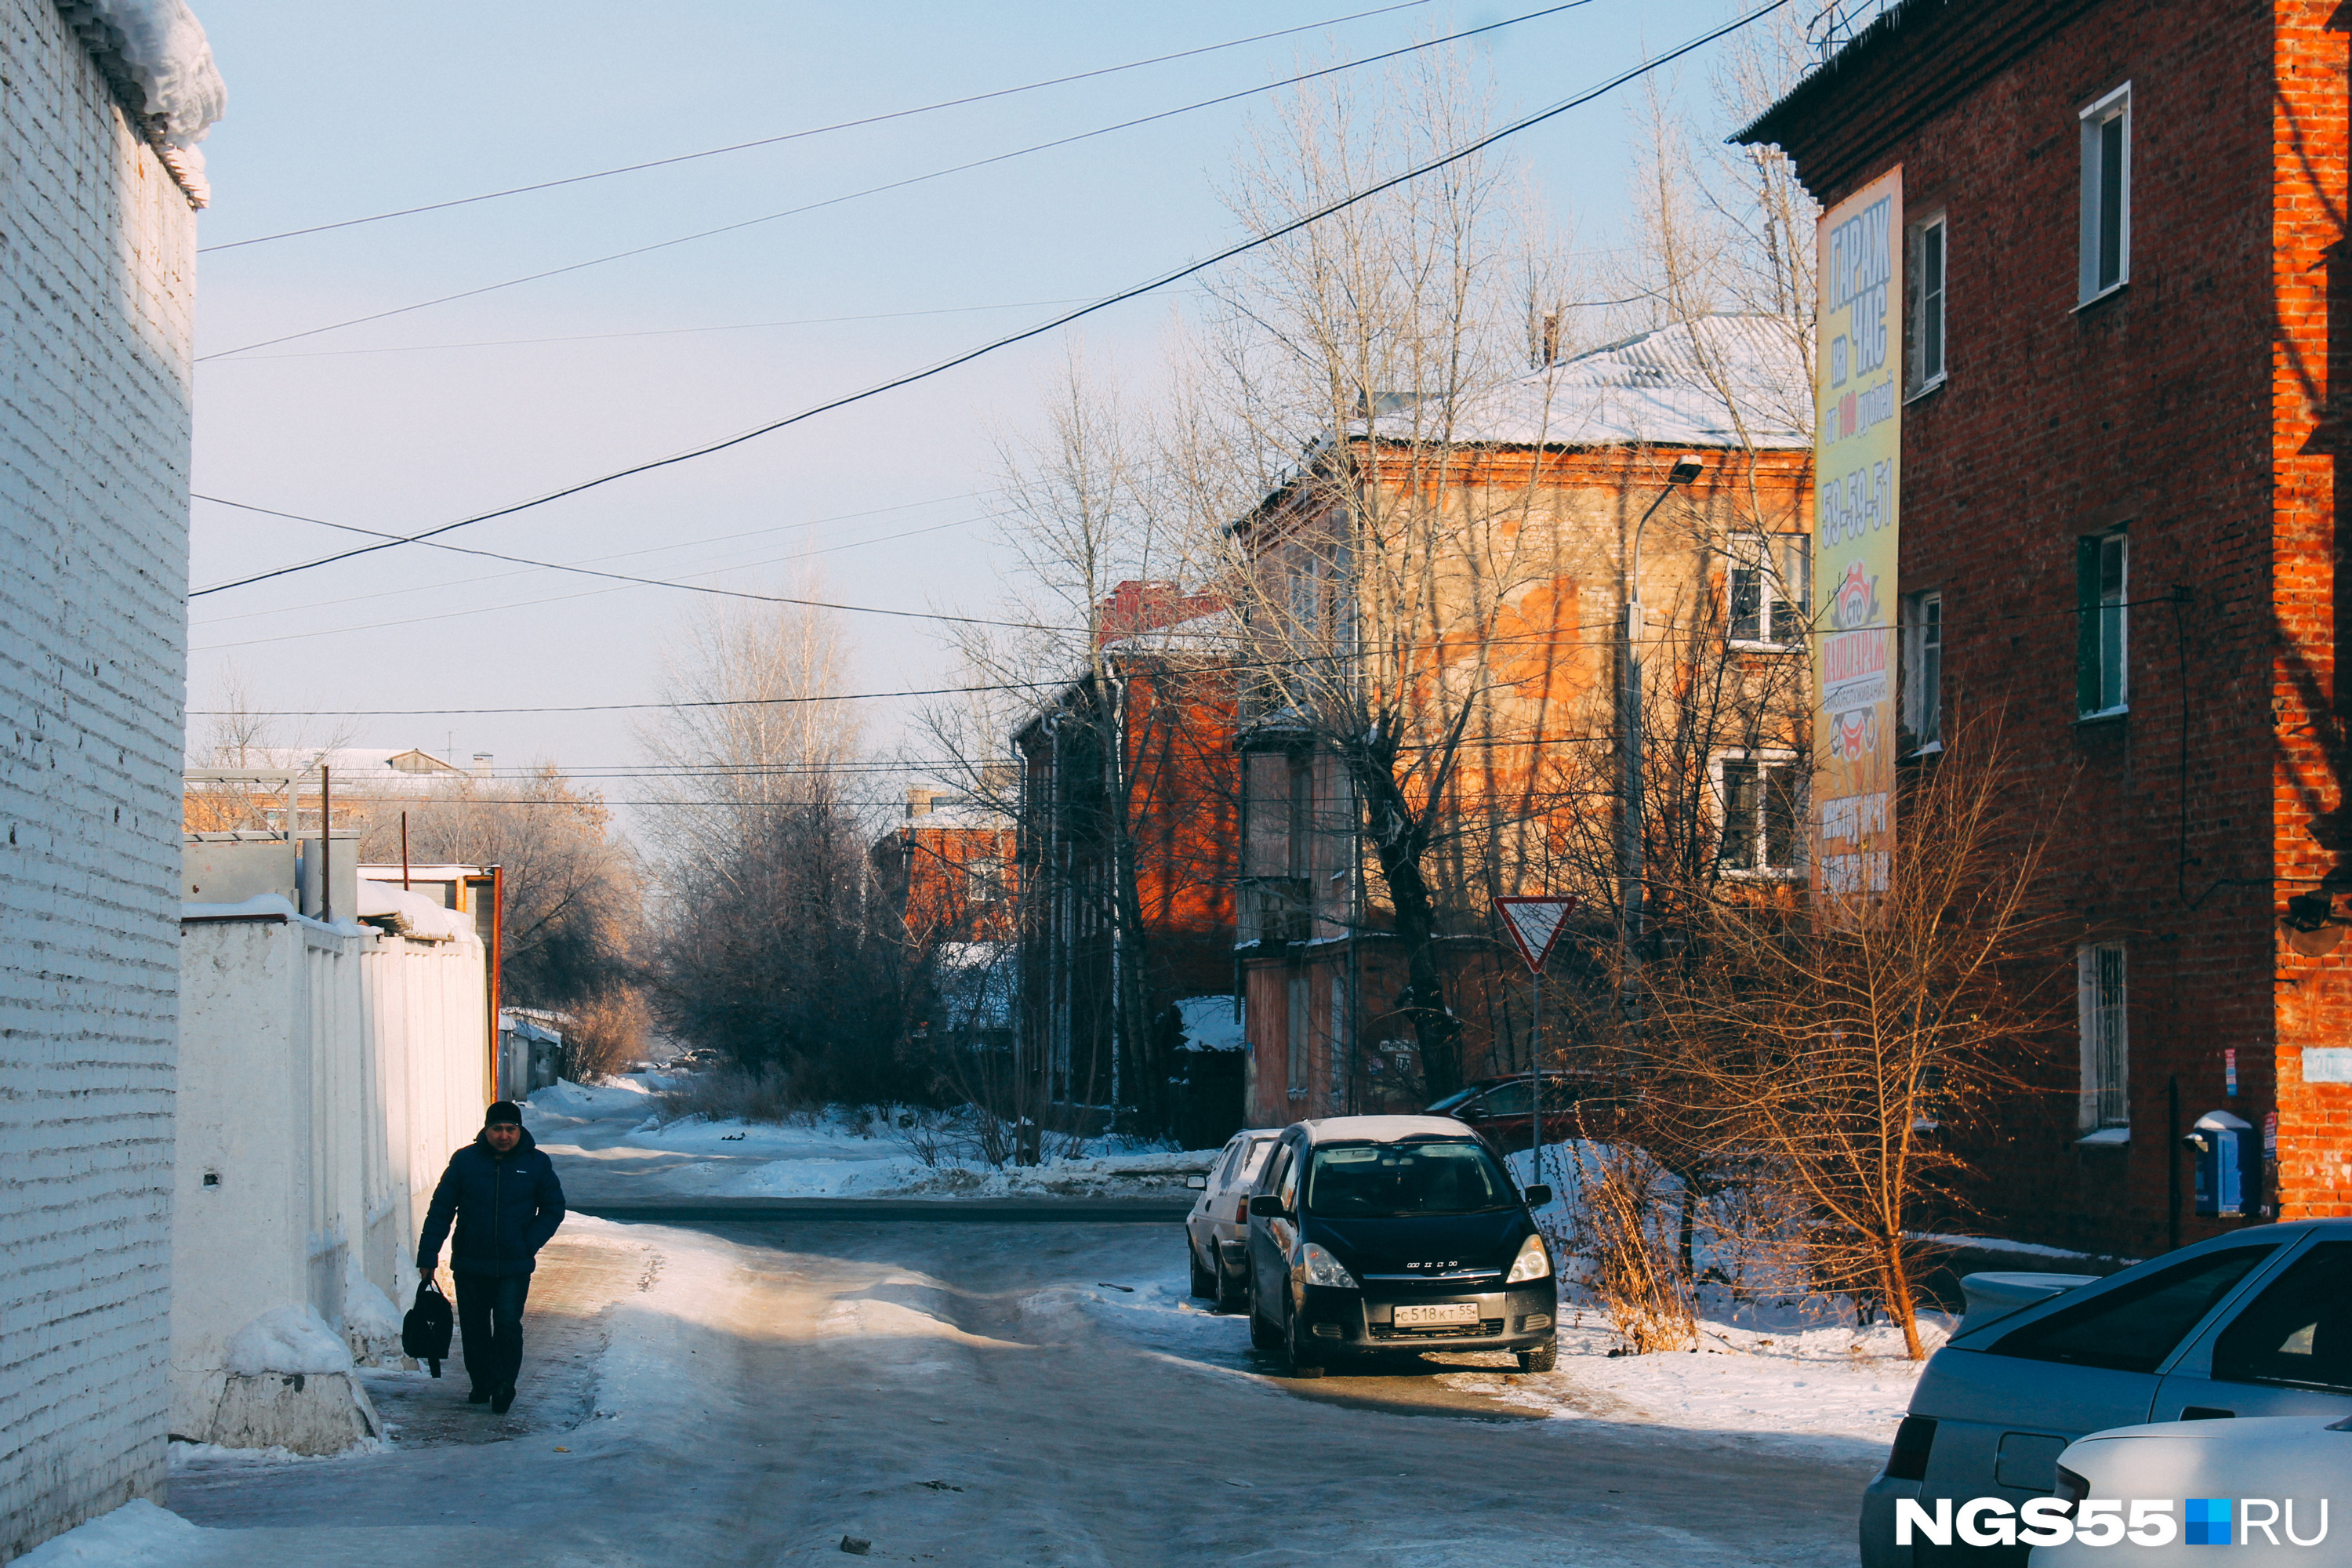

{"left": 2078, "top": 84, "right": 2132, "bottom": 307}
{"left": 1903, "top": 590, "right": 1944, "bottom": 755}
{"left": 964, "top": 854, "right": 1005, "bottom": 905}
{"left": 1710, "top": 748, "right": 1806, "bottom": 879}
{"left": 2078, "top": 941, "right": 2129, "bottom": 1134}
{"left": 1726, "top": 533, "right": 1813, "bottom": 652}
{"left": 1906, "top": 211, "right": 1947, "bottom": 398}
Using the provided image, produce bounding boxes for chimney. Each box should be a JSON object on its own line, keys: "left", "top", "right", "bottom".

{"left": 1541, "top": 313, "right": 1560, "bottom": 366}
{"left": 906, "top": 786, "right": 937, "bottom": 818}
{"left": 472, "top": 753, "right": 494, "bottom": 778}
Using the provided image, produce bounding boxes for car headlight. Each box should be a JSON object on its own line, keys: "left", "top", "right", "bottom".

{"left": 1298, "top": 1243, "right": 1359, "bottom": 1289}
{"left": 1506, "top": 1233, "right": 1552, "bottom": 1283}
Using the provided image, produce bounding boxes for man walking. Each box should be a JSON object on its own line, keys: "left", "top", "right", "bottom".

{"left": 417, "top": 1101, "right": 566, "bottom": 1413}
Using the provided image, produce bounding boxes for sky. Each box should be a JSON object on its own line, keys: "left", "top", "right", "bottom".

{"left": 184, "top": 0, "right": 1792, "bottom": 820}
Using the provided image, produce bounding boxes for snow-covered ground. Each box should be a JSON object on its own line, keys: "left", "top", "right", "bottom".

{"left": 527, "top": 1074, "right": 1217, "bottom": 1205}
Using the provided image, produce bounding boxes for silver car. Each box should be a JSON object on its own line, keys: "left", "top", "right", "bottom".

{"left": 1185, "top": 1127, "right": 1279, "bottom": 1311}
{"left": 1862, "top": 1220, "right": 2352, "bottom": 1566}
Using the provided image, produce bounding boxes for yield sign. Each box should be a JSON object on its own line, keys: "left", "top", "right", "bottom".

{"left": 1496, "top": 895, "right": 1578, "bottom": 973}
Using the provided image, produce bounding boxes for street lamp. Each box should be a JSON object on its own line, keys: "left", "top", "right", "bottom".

{"left": 1618, "top": 455, "right": 1706, "bottom": 996}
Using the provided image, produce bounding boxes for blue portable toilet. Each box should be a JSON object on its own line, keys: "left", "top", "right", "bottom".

{"left": 2192, "top": 1109, "right": 2256, "bottom": 1217}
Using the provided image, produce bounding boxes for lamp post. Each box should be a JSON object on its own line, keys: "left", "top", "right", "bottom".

{"left": 1618, "top": 456, "right": 1706, "bottom": 997}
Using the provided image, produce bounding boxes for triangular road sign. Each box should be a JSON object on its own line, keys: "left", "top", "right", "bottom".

{"left": 1496, "top": 895, "right": 1578, "bottom": 974}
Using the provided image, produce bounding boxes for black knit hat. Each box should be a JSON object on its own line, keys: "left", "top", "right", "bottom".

{"left": 484, "top": 1100, "right": 524, "bottom": 1126}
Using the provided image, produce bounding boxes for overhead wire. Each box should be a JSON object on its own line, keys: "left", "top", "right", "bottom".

{"left": 191, "top": 1, "right": 1788, "bottom": 603}
{"left": 197, "top": 0, "right": 1596, "bottom": 365}
{"left": 194, "top": 1, "right": 1441, "bottom": 255}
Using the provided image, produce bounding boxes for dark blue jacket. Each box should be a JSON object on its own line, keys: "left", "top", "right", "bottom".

{"left": 417, "top": 1127, "right": 566, "bottom": 1278}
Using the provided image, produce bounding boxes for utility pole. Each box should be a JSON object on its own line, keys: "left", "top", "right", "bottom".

{"left": 1617, "top": 457, "right": 1705, "bottom": 1000}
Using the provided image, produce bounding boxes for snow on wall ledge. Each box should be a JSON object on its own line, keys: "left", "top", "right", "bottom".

{"left": 52, "top": 0, "right": 226, "bottom": 205}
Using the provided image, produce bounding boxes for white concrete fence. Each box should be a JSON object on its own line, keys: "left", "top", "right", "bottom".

{"left": 172, "top": 895, "right": 485, "bottom": 1454}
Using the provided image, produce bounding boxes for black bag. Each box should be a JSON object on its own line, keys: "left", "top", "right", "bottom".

{"left": 402, "top": 1277, "right": 454, "bottom": 1377}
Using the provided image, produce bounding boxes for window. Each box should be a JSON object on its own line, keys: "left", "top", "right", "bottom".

{"left": 1305, "top": 1140, "right": 1514, "bottom": 1219}
{"left": 2211, "top": 1243, "right": 2352, "bottom": 1393}
{"left": 964, "top": 855, "right": 1005, "bottom": 904}
{"left": 2076, "top": 531, "right": 2128, "bottom": 716}
{"left": 2079, "top": 941, "right": 2129, "bottom": 1131}
{"left": 1991, "top": 1244, "right": 2279, "bottom": 1373}
{"left": 1288, "top": 758, "right": 1313, "bottom": 879}
{"left": 1907, "top": 212, "right": 1947, "bottom": 394}
{"left": 2079, "top": 84, "right": 2132, "bottom": 304}
{"left": 1715, "top": 750, "right": 1803, "bottom": 876}
{"left": 1287, "top": 971, "right": 1310, "bottom": 1094}
{"left": 1903, "top": 590, "right": 1943, "bottom": 752}
{"left": 1728, "top": 535, "right": 1812, "bottom": 648}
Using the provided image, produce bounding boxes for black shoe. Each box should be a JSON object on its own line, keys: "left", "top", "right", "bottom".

{"left": 467, "top": 1388, "right": 492, "bottom": 1405}
{"left": 490, "top": 1385, "right": 516, "bottom": 1414}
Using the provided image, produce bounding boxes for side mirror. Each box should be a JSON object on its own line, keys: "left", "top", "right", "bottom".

{"left": 1185, "top": 1175, "right": 1208, "bottom": 1190}
{"left": 1457, "top": 1106, "right": 1489, "bottom": 1122}
{"left": 1249, "top": 1194, "right": 1289, "bottom": 1219}
{"left": 1522, "top": 1184, "right": 1553, "bottom": 1207}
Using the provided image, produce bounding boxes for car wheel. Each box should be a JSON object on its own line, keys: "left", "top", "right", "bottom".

{"left": 1213, "top": 1255, "right": 1246, "bottom": 1314}
{"left": 1188, "top": 1229, "right": 1216, "bottom": 1299}
{"left": 1283, "top": 1291, "right": 1325, "bottom": 1378}
{"left": 1515, "top": 1338, "right": 1557, "bottom": 1374}
{"left": 1248, "top": 1279, "right": 1282, "bottom": 1350}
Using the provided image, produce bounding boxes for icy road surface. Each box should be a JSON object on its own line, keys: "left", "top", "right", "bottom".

{"left": 153, "top": 1215, "right": 1882, "bottom": 1566}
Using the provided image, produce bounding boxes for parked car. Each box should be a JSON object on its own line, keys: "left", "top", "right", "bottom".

{"left": 2027, "top": 1415, "right": 2347, "bottom": 1563}
{"left": 1860, "top": 1221, "right": 2352, "bottom": 1567}
{"left": 1424, "top": 1072, "right": 1599, "bottom": 1159}
{"left": 1243, "top": 1116, "right": 1556, "bottom": 1378}
{"left": 1185, "top": 1127, "right": 1280, "bottom": 1311}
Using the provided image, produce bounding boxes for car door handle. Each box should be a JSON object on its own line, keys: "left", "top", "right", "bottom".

{"left": 2180, "top": 1406, "right": 2235, "bottom": 1421}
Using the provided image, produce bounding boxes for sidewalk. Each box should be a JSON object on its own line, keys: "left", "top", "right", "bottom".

{"left": 355, "top": 1226, "right": 659, "bottom": 1446}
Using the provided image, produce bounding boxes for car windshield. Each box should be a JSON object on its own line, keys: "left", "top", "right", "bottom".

{"left": 1305, "top": 1140, "right": 1515, "bottom": 1218}
{"left": 1423, "top": 1088, "right": 1478, "bottom": 1114}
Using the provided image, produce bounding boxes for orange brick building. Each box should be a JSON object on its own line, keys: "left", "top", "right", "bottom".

{"left": 1740, "top": 0, "right": 2352, "bottom": 1252}
{"left": 1229, "top": 318, "right": 1816, "bottom": 1127}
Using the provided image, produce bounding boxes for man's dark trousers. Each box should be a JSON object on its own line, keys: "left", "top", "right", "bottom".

{"left": 454, "top": 1272, "right": 531, "bottom": 1394}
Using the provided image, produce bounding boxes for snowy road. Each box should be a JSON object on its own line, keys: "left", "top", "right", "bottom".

{"left": 151, "top": 1215, "right": 1878, "bottom": 1567}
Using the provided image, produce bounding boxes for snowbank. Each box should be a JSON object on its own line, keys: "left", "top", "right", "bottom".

{"left": 226, "top": 1305, "right": 353, "bottom": 1377}
{"left": 1175, "top": 995, "right": 1246, "bottom": 1051}
{"left": 9, "top": 1500, "right": 205, "bottom": 1567}
{"left": 529, "top": 1076, "right": 656, "bottom": 1118}
{"left": 355, "top": 879, "right": 475, "bottom": 942}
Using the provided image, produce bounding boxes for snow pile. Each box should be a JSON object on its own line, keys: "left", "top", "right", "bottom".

{"left": 225, "top": 1305, "right": 354, "bottom": 1377}
{"left": 180, "top": 893, "right": 298, "bottom": 921}
{"left": 355, "top": 879, "right": 475, "bottom": 942}
{"left": 10, "top": 1499, "right": 206, "bottom": 1566}
{"left": 61, "top": 0, "right": 226, "bottom": 144}
{"left": 529, "top": 1076, "right": 657, "bottom": 1117}
{"left": 340, "top": 1277, "right": 404, "bottom": 1356}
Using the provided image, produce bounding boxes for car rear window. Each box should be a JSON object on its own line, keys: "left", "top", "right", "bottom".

{"left": 1991, "top": 1244, "right": 2279, "bottom": 1374}
{"left": 2211, "top": 1242, "right": 2352, "bottom": 1392}
{"left": 1239, "top": 1138, "right": 1275, "bottom": 1183}
{"left": 1305, "top": 1139, "right": 1515, "bottom": 1218}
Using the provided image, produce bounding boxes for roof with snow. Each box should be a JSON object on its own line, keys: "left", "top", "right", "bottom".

{"left": 60, "top": 0, "right": 227, "bottom": 206}
{"left": 1363, "top": 314, "right": 1812, "bottom": 452}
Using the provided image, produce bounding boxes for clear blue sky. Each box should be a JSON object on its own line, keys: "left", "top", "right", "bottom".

{"left": 185, "top": 0, "right": 1769, "bottom": 806}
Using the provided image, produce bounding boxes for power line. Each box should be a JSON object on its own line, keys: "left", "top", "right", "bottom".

{"left": 191, "top": 493, "right": 978, "bottom": 626}
{"left": 196, "top": 1, "right": 1595, "bottom": 364}
{"left": 186, "top": 590, "right": 2227, "bottom": 719}
{"left": 189, "top": 2, "right": 1785, "bottom": 603}
{"left": 194, "top": 2, "right": 1440, "bottom": 255}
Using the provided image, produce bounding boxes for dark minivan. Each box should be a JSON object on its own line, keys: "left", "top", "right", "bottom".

{"left": 1245, "top": 1116, "right": 1557, "bottom": 1377}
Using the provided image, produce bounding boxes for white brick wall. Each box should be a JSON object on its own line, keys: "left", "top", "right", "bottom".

{"left": 0, "top": 0, "right": 196, "bottom": 1554}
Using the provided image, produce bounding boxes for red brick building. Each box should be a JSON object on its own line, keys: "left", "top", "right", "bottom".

{"left": 1011, "top": 587, "right": 1240, "bottom": 1131}
{"left": 1738, "top": 0, "right": 2352, "bottom": 1254}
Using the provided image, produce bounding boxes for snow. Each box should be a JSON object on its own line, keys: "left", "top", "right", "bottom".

{"left": 9, "top": 1500, "right": 205, "bottom": 1567}
{"left": 1907, "top": 1231, "right": 2136, "bottom": 1265}
{"left": 179, "top": 893, "right": 297, "bottom": 921}
{"left": 340, "top": 1279, "right": 402, "bottom": 1346}
{"left": 354, "top": 879, "right": 475, "bottom": 942}
{"left": 1297, "top": 1114, "right": 1481, "bottom": 1142}
{"left": 527, "top": 1075, "right": 1218, "bottom": 1205}
{"left": 1174, "top": 994, "right": 1246, "bottom": 1051}
{"left": 224, "top": 1305, "right": 354, "bottom": 1377}
{"left": 73, "top": 0, "right": 227, "bottom": 145}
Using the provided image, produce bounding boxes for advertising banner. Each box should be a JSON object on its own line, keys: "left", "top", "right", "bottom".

{"left": 1813, "top": 167, "right": 1901, "bottom": 898}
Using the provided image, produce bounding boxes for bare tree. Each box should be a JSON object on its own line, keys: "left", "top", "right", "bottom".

{"left": 1632, "top": 721, "right": 2063, "bottom": 1359}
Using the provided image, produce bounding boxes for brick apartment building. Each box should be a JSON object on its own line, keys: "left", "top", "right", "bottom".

{"left": 1012, "top": 585, "right": 1238, "bottom": 1130}
{"left": 1739, "top": 0, "right": 2352, "bottom": 1254}
{"left": 1231, "top": 318, "right": 1813, "bottom": 1127}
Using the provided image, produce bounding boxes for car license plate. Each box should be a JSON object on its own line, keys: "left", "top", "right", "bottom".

{"left": 1392, "top": 1302, "right": 1478, "bottom": 1327}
